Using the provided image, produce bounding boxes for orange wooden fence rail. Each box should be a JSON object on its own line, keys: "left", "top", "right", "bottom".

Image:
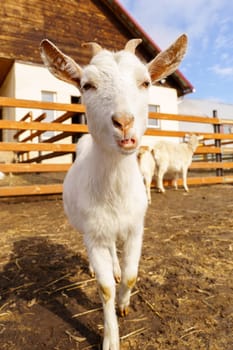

{"left": 0, "top": 97, "right": 233, "bottom": 197}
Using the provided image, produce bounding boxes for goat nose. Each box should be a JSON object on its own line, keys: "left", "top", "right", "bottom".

{"left": 111, "top": 114, "right": 134, "bottom": 132}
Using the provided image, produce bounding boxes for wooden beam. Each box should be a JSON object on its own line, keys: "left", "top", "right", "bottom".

{"left": 0, "top": 184, "right": 63, "bottom": 197}
{"left": 195, "top": 146, "right": 221, "bottom": 154}
{"left": 17, "top": 111, "right": 77, "bottom": 143}
{"left": 145, "top": 128, "right": 233, "bottom": 140}
{"left": 149, "top": 112, "right": 221, "bottom": 125}
{"left": 190, "top": 162, "right": 233, "bottom": 169}
{"left": 0, "top": 163, "right": 71, "bottom": 173}
{"left": 0, "top": 142, "right": 76, "bottom": 152}
{"left": 163, "top": 176, "right": 233, "bottom": 186}
{"left": 0, "top": 120, "right": 88, "bottom": 133}
{"left": 0, "top": 96, "right": 86, "bottom": 112}
{"left": 21, "top": 151, "right": 72, "bottom": 163}
{"left": 1, "top": 176, "right": 233, "bottom": 197}
{"left": 16, "top": 113, "right": 47, "bottom": 142}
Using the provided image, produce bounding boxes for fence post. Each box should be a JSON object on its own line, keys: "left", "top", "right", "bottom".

{"left": 213, "top": 110, "right": 223, "bottom": 176}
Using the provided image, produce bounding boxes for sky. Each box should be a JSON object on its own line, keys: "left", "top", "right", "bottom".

{"left": 119, "top": 0, "right": 233, "bottom": 104}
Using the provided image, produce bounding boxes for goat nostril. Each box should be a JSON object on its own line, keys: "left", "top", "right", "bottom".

{"left": 112, "top": 114, "right": 134, "bottom": 130}
{"left": 112, "top": 116, "right": 123, "bottom": 130}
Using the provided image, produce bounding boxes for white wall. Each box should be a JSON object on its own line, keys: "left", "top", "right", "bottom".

{"left": 14, "top": 62, "right": 80, "bottom": 120}
{"left": 142, "top": 85, "right": 179, "bottom": 146}
{"left": 178, "top": 98, "right": 233, "bottom": 135}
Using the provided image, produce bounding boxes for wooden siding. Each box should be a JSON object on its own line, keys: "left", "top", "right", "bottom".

{"left": 0, "top": 0, "right": 193, "bottom": 96}
{"left": 0, "top": 0, "right": 134, "bottom": 66}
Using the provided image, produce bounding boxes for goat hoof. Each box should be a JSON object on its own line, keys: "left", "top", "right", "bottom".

{"left": 89, "top": 267, "right": 95, "bottom": 278}
{"left": 114, "top": 275, "right": 121, "bottom": 284}
{"left": 119, "top": 306, "right": 129, "bottom": 317}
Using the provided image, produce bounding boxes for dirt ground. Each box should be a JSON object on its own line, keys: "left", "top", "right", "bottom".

{"left": 0, "top": 183, "right": 233, "bottom": 350}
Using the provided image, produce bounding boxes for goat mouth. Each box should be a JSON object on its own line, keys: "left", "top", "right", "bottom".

{"left": 117, "top": 138, "right": 137, "bottom": 151}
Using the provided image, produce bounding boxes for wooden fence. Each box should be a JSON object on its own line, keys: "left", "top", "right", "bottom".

{"left": 0, "top": 96, "right": 233, "bottom": 197}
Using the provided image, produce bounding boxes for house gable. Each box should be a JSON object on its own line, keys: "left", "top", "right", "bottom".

{"left": 0, "top": 0, "right": 193, "bottom": 96}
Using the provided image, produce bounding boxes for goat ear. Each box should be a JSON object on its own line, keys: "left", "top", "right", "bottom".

{"left": 147, "top": 34, "right": 188, "bottom": 83}
{"left": 40, "top": 39, "right": 83, "bottom": 88}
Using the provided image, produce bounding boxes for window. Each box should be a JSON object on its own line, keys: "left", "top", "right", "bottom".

{"left": 148, "top": 104, "right": 160, "bottom": 128}
{"left": 41, "top": 91, "right": 56, "bottom": 140}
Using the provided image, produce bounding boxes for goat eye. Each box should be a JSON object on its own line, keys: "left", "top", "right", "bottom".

{"left": 82, "top": 82, "right": 95, "bottom": 91}
{"left": 141, "top": 81, "right": 150, "bottom": 89}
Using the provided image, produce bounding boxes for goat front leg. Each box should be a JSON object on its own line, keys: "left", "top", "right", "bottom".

{"left": 88, "top": 245, "right": 120, "bottom": 350}
{"left": 109, "top": 243, "right": 121, "bottom": 283}
{"left": 173, "top": 173, "right": 178, "bottom": 190}
{"left": 118, "top": 226, "right": 143, "bottom": 316}
{"left": 88, "top": 243, "right": 121, "bottom": 283}
{"left": 144, "top": 175, "right": 152, "bottom": 204}
{"left": 157, "top": 168, "right": 166, "bottom": 193}
{"left": 182, "top": 168, "right": 189, "bottom": 192}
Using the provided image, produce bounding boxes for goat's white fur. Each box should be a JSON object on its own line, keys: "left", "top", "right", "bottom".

{"left": 153, "top": 134, "right": 203, "bottom": 193}
{"left": 40, "top": 34, "right": 188, "bottom": 350}
{"left": 0, "top": 151, "right": 16, "bottom": 164}
{"left": 137, "top": 146, "right": 155, "bottom": 204}
{"left": 0, "top": 151, "right": 17, "bottom": 179}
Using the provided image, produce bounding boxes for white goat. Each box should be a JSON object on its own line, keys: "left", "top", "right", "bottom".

{"left": 40, "top": 34, "right": 187, "bottom": 350}
{"left": 152, "top": 134, "right": 203, "bottom": 193}
{"left": 0, "top": 151, "right": 17, "bottom": 164}
{"left": 137, "top": 146, "right": 155, "bottom": 204}
{"left": 0, "top": 151, "right": 17, "bottom": 178}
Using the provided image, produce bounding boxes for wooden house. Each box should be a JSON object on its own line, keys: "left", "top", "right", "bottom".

{"left": 0, "top": 0, "right": 194, "bottom": 147}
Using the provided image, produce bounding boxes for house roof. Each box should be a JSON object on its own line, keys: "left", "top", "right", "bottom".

{"left": 0, "top": 0, "right": 194, "bottom": 97}
{"left": 101, "top": 0, "right": 194, "bottom": 96}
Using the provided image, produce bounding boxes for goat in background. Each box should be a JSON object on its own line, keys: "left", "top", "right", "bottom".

{"left": 153, "top": 134, "right": 203, "bottom": 193}
{"left": 137, "top": 145, "right": 155, "bottom": 204}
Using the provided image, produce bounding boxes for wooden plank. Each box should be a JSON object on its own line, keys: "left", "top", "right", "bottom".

{"left": 221, "top": 119, "right": 233, "bottom": 125}
{"left": 0, "top": 143, "right": 220, "bottom": 154}
{"left": 0, "top": 96, "right": 86, "bottom": 112}
{"left": 1, "top": 176, "right": 233, "bottom": 197}
{"left": 3, "top": 161, "right": 232, "bottom": 173}
{"left": 17, "top": 113, "right": 47, "bottom": 142}
{"left": 145, "top": 128, "right": 233, "bottom": 140}
{"left": 0, "top": 184, "right": 63, "bottom": 197}
{"left": 17, "top": 112, "right": 77, "bottom": 143}
{"left": 195, "top": 146, "right": 221, "bottom": 154}
{"left": 0, "top": 119, "right": 88, "bottom": 133}
{"left": 0, "top": 163, "right": 71, "bottom": 173}
{"left": 149, "top": 112, "right": 221, "bottom": 125}
{"left": 163, "top": 176, "right": 226, "bottom": 186}
{"left": 222, "top": 147, "right": 233, "bottom": 154}
{"left": 19, "top": 111, "right": 33, "bottom": 122}
{"left": 21, "top": 152, "right": 72, "bottom": 163}
{"left": 186, "top": 176, "right": 233, "bottom": 185}
{"left": 190, "top": 162, "right": 233, "bottom": 169}
{"left": 34, "top": 113, "right": 47, "bottom": 122}
{"left": 14, "top": 112, "right": 33, "bottom": 138}
{"left": 53, "top": 111, "right": 78, "bottom": 123}
{"left": 0, "top": 142, "right": 76, "bottom": 152}
{"left": 42, "top": 132, "right": 73, "bottom": 144}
